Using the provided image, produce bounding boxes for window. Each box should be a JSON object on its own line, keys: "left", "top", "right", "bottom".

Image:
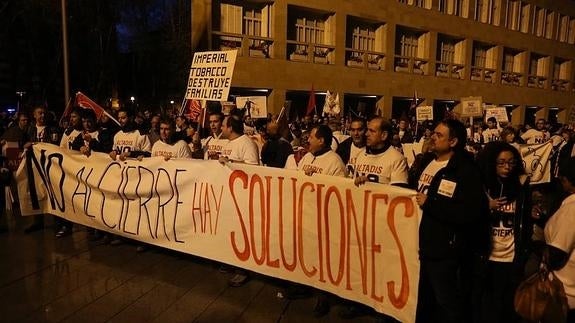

{"left": 352, "top": 26, "right": 376, "bottom": 53}
{"left": 473, "top": 47, "right": 487, "bottom": 68}
{"left": 243, "top": 9, "right": 262, "bottom": 37}
{"left": 520, "top": 3, "right": 530, "bottom": 33}
{"left": 505, "top": 0, "right": 520, "bottom": 30}
{"left": 295, "top": 17, "right": 325, "bottom": 45}
{"left": 503, "top": 52, "right": 514, "bottom": 72}
{"left": 399, "top": 33, "right": 419, "bottom": 58}
{"left": 439, "top": 40, "right": 455, "bottom": 63}
{"left": 545, "top": 12, "right": 555, "bottom": 39}
{"left": 475, "top": 0, "right": 495, "bottom": 24}
{"left": 569, "top": 18, "right": 575, "bottom": 44}
{"left": 534, "top": 7, "right": 546, "bottom": 37}
{"left": 439, "top": 0, "right": 468, "bottom": 17}
{"left": 558, "top": 15, "right": 569, "bottom": 42}
{"left": 220, "top": 3, "right": 243, "bottom": 35}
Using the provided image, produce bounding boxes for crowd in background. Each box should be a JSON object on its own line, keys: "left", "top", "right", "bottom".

{"left": 1, "top": 102, "right": 575, "bottom": 323}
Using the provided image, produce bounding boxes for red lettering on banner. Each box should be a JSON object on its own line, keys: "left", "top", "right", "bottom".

{"left": 345, "top": 190, "right": 368, "bottom": 294}
{"left": 316, "top": 183, "right": 325, "bottom": 283}
{"left": 324, "top": 186, "right": 345, "bottom": 286}
{"left": 280, "top": 178, "right": 298, "bottom": 271}
{"left": 264, "top": 176, "right": 279, "bottom": 268}
{"left": 249, "top": 174, "right": 266, "bottom": 265}
{"left": 386, "top": 196, "right": 414, "bottom": 309}
{"left": 298, "top": 182, "right": 318, "bottom": 277}
{"left": 229, "top": 170, "right": 250, "bottom": 261}
{"left": 371, "top": 193, "right": 388, "bottom": 303}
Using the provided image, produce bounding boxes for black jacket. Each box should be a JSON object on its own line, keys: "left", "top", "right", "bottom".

{"left": 417, "top": 151, "right": 491, "bottom": 260}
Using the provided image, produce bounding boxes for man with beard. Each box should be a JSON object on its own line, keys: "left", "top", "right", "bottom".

{"left": 109, "top": 108, "right": 151, "bottom": 161}
{"left": 24, "top": 106, "right": 60, "bottom": 233}
{"left": 336, "top": 117, "right": 366, "bottom": 176}
{"left": 59, "top": 107, "right": 83, "bottom": 150}
{"left": 151, "top": 119, "right": 192, "bottom": 160}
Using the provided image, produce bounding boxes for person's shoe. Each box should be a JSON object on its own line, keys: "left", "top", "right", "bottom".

{"left": 136, "top": 245, "right": 148, "bottom": 253}
{"left": 218, "top": 264, "right": 231, "bottom": 273}
{"left": 101, "top": 235, "right": 111, "bottom": 244}
{"left": 228, "top": 272, "right": 249, "bottom": 287}
{"left": 89, "top": 231, "right": 103, "bottom": 241}
{"left": 55, "top": 226, "right": 71, "bottom": 238}
{"left": 283, "top": 285, "right": 311, "bottom": 300}
{"left": 24, "top": 223, "right": 43, "bottom": 234}
{"left": 312, "top": 297, "right": 330, "bottom": 317}
{"left": 338, "top": 304, "right": 366, "bottom": 319}
{"left": 110, "top": 238, "right": 123, "bottom": 246}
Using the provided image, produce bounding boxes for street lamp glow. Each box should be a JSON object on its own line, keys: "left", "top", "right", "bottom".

{"left": 130, "top": 96, "right": 135, "bottom": 102}
{"left": 170, "top": 100, "right": 174, "bottom": 104}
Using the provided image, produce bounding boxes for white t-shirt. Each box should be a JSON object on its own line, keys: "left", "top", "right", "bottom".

{"left": 489, "top": 201, "right": 516, "bottom": 262}
{"left": 60, "top": 129, "right": 81, "bottom": 150}
{"left": 202, "top": 133, "right": 229, "bottom": 160}
{"left": 353, "top": 146, "right": 408, "bottom": 185}
{"left": 417, "top": 158, "right": 449, "bottom": 194}
{"left": 544, "top": 193, "right": 575, "bottom": 309}
{"left": 112, "top": 129, "right": 152, "bottom": 154}
{"left": 222, "top": 134, "right": 260, "bottom": 165}
{"left": 483, "top": 128, "right": 501, "bottom": 143}
{"left": 331, "top": 131, "right": 349, "bottom": 151}
{"left": 35, "top": 125, "right": 47, "bottom": 142}
{"left": 298, "top": 150, "right": 346, "bottom": 177}
{"left": 345, "top": 143, "right": 365, "bottom": 176}
{"left": 152, "top": 140, "right": 192, "bottom": 159}
{"left": 521, "top": 129, "right": 550, "bottom": 144}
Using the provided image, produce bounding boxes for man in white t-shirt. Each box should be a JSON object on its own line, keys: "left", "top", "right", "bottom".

{"left": 151, "top": 119, "right": 192, "bottom": 160}
{"left": 109, "top": 108, "right": 151, "bottom": 161}
{"left": 60, "top": 107, "right": 83, "bottom": 150}
{"left": 218, "top": 113, "right": 260, "bottom": 288}
{"left": 354, "top": 117, "right": 408, "bottom": 186}
{"left": 521, "top": 118, "right": 550, "bottom": 144}
{"left": 198, "top": 111, "right": 229, "bottom": 160}
{"left": 298, "top": 124, "right": 346, "bottom": 177}
{"left": 544, "top": 157, "right": 575, "bottom": 315}
{"left": 336, "top": 118, "right": 366, "bottom": 176}
{"left": 219, "top": 114, "right": 260, "bottom": 165}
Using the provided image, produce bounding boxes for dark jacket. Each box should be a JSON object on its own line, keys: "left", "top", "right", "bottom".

{"left": 26, "top": 124, "right": 60, "bottom": 144}
{"left": 261, "top": 137, "right": 294, "bottom": 168}
{"left": 417, "top": 151, "right": 491, "bottom": 260}
{"left": 336, "top": 137, "right": 353, "bottom": 164}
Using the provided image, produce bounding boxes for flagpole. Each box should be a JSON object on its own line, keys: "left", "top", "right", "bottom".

{"left": 61, "top": 0, "right": 70, "bottom": 109}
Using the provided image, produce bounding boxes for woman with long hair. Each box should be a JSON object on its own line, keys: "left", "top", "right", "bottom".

{"left": 476, "top": 141, "right": 533, "bottom": 323}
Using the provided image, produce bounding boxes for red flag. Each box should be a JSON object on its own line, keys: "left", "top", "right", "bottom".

{"left": 179, "top": 98, "right": 203, "bottom": 122}
{"left": 306, "top": 84, "right": 316, "bottom": 116}
{"left": 75, "top": 92, "right": 120, "bottom": 126}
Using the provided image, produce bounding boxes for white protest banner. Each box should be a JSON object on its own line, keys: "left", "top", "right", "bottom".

{"left": 16, "top": 143, "right": 421, "bottom": 323}
{"left": 519, "top": 142, "right": 553, "bottom": 184}
{"left": 485, "top": 107, "right": 509, "bottom": 123}
{"left": 416, "top": 106, "right": 433, "bottom": 122}
{"left": 402, "top": 142, "right": 423, "bottom": 168}
{"left": 235, "top": 96, "right": 268, "bottom": 119}
{"left": 185, "top": 50, "right": 238, "bottom": 101}
{"left": 460, "top": 97, "right": 483, "bottom": 117}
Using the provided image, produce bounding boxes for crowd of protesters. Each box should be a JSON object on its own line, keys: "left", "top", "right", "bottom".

{"left": 1, "top": 102, "right": 575, "bottom": 323}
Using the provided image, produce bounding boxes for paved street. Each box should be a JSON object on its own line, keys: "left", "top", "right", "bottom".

{"left": 0, "top": 213, "right": 381, "bottom": 323}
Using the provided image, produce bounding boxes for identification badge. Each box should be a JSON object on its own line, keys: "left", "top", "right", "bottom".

{"left": 437, "top": 179, "right": 457, "bottom": 198}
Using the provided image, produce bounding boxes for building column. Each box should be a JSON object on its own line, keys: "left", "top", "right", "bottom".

{"left": 376, "top": 95, "right": 393, "bottom": 119}
{"left": 511, "top": 105, "right": 526, "bottom": 127}
{"left": 535, "top": 106, "right": 549, "bottom": 122}
{"left": 268, "top": 88, "right": 286, "bottom": 117}
{"left": 273, "top": 0, "right": 288, "bottom": 60}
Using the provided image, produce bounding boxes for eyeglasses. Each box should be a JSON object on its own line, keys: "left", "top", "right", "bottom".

{"left": 496, "top": 160, "right": 517, "bottom": 167}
